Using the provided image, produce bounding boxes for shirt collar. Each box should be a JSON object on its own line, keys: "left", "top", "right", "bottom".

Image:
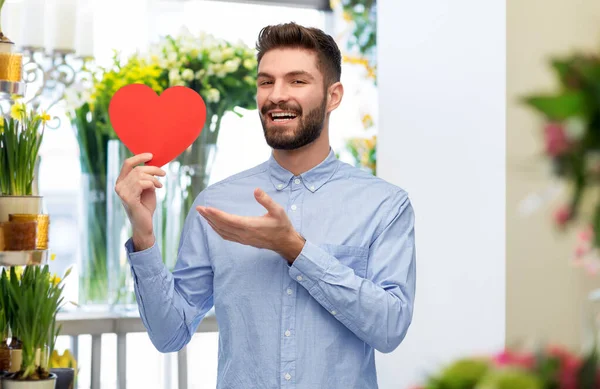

{"left": 268, "top": 147, "right": 339, "bottom": 193}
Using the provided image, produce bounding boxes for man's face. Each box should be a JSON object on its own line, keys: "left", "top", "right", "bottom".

{"left": 256, "top": 48, "right": 328, "bottom": 150}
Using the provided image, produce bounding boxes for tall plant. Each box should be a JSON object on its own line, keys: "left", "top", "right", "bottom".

{"left": 2, "top": 265, "right": 69, "bottom": 380}
{"left": 0, "top": 98, "right": 51, "bottom": 196}
{"left": 521, "top": 52, "right": 600, "bottom": 269}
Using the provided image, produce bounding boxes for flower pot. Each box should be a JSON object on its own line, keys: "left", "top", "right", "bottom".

{"left": 0, "top": 196, "right": 43, "bottom": 223}
{"left": 49, "top": 369, "right": 73, "bottom": 389}
{"left": 2, "top": 373, "right": 57, "bottom": 389}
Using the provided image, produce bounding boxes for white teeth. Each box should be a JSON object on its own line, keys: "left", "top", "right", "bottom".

{"left": 271, "top": 112, "right": 297, "bottom": 118}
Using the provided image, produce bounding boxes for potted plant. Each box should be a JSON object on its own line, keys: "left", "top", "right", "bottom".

{"left": 49, "top": 349, "right": 77, "bottom": 389}
{"left": 1, "top": 265, "right": 70, "bottom": 388}
{"left": 0, "top": 96, "right": 51, "bottom": 223}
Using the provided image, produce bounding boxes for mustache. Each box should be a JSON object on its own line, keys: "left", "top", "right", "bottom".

{"left": 261, "top": 103, "right": 302, "bottom": 116}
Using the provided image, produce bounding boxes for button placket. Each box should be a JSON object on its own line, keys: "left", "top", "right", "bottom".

{"left": 280, "top": 177, "right": 304, "bottom": 387}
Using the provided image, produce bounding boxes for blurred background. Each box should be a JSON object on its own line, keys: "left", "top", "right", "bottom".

{"left": 5, "top": 0, "right": 600, "bottom": 388}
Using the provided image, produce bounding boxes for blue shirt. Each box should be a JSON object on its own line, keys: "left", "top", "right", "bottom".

{"left": 126, "top": 148, "right": 417, "bottom": 389}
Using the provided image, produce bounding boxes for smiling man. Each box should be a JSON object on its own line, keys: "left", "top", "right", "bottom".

{"left": 116, "top": 22, "right": 416, "bottom": 389}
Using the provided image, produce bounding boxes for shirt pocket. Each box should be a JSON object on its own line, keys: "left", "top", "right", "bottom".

{"left": 319, "top": 243, "right": 369, "bottom": 279}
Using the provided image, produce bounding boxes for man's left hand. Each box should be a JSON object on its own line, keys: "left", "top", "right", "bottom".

{"left": 197, "top": 188, "right": 305, "bottom": 264}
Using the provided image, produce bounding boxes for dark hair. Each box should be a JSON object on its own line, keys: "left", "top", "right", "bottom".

{"left": 255, "top": 22, "right": 342, "bottom": 88}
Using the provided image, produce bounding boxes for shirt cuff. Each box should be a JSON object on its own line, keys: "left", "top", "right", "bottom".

{"left": 289, "top": 240, "right": 336, "bottom": 288}
{"left": 125, "top": 237, "right": 165, "bottom": 279}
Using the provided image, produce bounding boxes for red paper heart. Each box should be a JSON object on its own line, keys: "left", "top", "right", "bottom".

{"left": 108, "top": 84, "right": 207, "bottom": 167}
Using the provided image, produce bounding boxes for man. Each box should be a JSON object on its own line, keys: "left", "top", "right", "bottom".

{"left": 116, "top": 22, "right": 416, "bottom": 389}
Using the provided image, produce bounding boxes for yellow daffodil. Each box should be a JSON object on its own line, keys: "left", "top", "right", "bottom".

{"left": 40, "top": 112, "right": 51, "bottom": 124}
{"left": 50, "top": 275, "right": 61, "bottom": 286}
{"left": 362, "top": 114, "right": 374, "bottom": 129}
{"left": 10, "top": 102, "right": 26, "bottom": 120}
{"left": 51, "top": 253, "right": 56, "bottom": 261}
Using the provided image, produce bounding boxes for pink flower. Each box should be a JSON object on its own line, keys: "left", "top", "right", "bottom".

{"left": 578, "top": 225, "right": 593, "bottom": 242}
{"left": 492, "top": 349, "right": 535, "bottom": 369}
{"left": 546, "top": 345, "right": 583, "bottom": 389}
{"left": 554, "top": 206, "right": 572, "bottom": 227}
{"left": 544, "top": 122, "right": 570, "bottom": 156}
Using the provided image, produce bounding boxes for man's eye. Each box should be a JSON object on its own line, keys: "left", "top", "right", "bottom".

{"left": 259, "top": 81, "right": 272, "bottom": 85}
{"left": 292, "top": 80, "right": 305, "bottom": 84}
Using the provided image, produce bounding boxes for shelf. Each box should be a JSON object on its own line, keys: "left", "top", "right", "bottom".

{"left": 0, "top": 249, "right": 48, "bottom": 266}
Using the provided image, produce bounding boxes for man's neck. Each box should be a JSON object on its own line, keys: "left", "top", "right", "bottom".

{"left": 271, "top": 138, "right": 331, "bottom": 176}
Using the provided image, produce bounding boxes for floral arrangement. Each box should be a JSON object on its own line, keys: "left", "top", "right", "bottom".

{"left": 346, "top": 134, "right": 376, "bottom": 175}
{"left": 331, "top": 0, "right": 377, "bottom": 68}
{"left": 0, "top": 265, "right": 70, "bottom": 380}
{"left": 413, "top": 345, "right": 600, "bottom": 389}
{"left": 521, "top": 52, "right": 600, "bottom": 271}
{"left": 64, "top": 29, "right": 258, "bottom": 305}
{"left": 0, "top": 96, "right": 51, "bottom": 196}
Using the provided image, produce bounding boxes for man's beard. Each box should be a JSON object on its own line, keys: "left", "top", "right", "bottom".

{"left": 259, "top": 96, "right": 327, "bottom": 150}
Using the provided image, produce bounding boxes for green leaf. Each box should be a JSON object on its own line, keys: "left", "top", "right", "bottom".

{"left": 521, "top": 91, "right": 588, "bottom": 120}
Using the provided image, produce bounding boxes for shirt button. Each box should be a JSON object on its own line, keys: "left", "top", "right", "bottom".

{"left": 310, "top": 185, "right": 315, "bottom": 190}
{"left": 285, "top": 373, "right": 291, "bottom": 380}
{"left": 287, "top": 288, "right": 293, "bottom": 295}
{"left": 294, "top": 178, "right": 301, "bottom": 184}
{"left": 331, "top": 310, "right": 337, "bottom": 315}
{"left": 291, "top": 204, "right": 297, "bottom": 211}
{"left": 296, "top": 275, "right": 303, "bottom": 281}
{"left": 285, "top": 330, "right": 291, "bottom": 337}
{"left": 277, "top": 184, "right": 283, "bottom": 189}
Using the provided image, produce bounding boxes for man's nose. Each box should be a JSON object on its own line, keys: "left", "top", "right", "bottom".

{"left": 268, "top": 82, "right": 290, "bottom": 104}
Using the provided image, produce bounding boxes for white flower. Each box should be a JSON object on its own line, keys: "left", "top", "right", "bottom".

{"left": 206, "top": 65, "right": 215, "bottom": 76}
{"left": 181, "top": 69, "right": 195, "bottom": 81}
{"left": 222, "top": 47, "right": 235, "bottom": 60}
{"left": 195, "top": 69, "right": 206, "bottom": 80}
{"left": 223, "top": 58, "right": 240, "bottom": 73}
{"left": 169, "top": 69, "right": 181, "bottom": 84}
{"left": 243, "top": 59, "right": 255, "bottom": 70}
{"left": 244, "top": 76, "right": 255, "bottom": 86}
{"left": 158, "top": 58, "right": 169, "bottom": 68}
{"left": 168, "top": 52, "right": 178, "bottom": 63}
{"left": 206, "top": 88, "right": 220, "bottom": 103}
{"left": 209, "top": 50, "right": 223, "bottom": 63}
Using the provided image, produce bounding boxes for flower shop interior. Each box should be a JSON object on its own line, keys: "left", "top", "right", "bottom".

{"left": 0, "top": 0, "right": 598, "bottom": 388}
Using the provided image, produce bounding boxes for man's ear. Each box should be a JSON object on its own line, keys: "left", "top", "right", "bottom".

{"left": 327, "top": 82, "right": 344, "bottom": 113}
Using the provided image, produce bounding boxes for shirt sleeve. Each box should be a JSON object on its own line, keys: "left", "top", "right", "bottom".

{"left": 126, "top": 191, "right": 214, "bottom": 353}
{"left": 288, "top": 191, "right": 416, "bottom": 354}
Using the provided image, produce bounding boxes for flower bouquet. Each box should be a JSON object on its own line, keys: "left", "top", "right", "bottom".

{"left": 346, "top": 134, "right": 376, "bottom": 175}
{"left": 65, "top": 29, "right": 258, "bottom": 306}
{"left": 413, "top": 345, "right": 600, "bottom": 389}
{"left": 521, "top": 52, "right": 600, "bottom": 271}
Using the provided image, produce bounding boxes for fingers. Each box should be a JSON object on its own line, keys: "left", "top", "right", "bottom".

{"left": 205, "top": 217, "right": 240, "bottom": 242}
{"left": 118, "top": 153, "right": 154, "bottom": 181}
{"left": 138, "top": 180, "right": 156, "bottom": 191}
{"left": 134, "top": 165, "right": 166, "bottom": 178}
{"left": 254, "top": 188, "right": 283, "bottom": 215}
{"left": 139, "top": 173, "right": 163, "bottom": 189}
{"left": 199, "top": 206, "right": 245, "bottom": 229}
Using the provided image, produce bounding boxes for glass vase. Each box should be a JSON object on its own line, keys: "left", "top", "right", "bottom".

{"left": 158, "top": 131, "right": 218, "bottom": 270}
{"left": 78, "top": 172, "right": 109, "bottom": 308}
{"left": 106, "top": 140, "right": 135, "bottom": 310}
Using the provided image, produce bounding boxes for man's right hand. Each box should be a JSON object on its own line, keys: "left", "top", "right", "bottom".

{"left": 115, "top": 153, "right": 166, "bottom": 251}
